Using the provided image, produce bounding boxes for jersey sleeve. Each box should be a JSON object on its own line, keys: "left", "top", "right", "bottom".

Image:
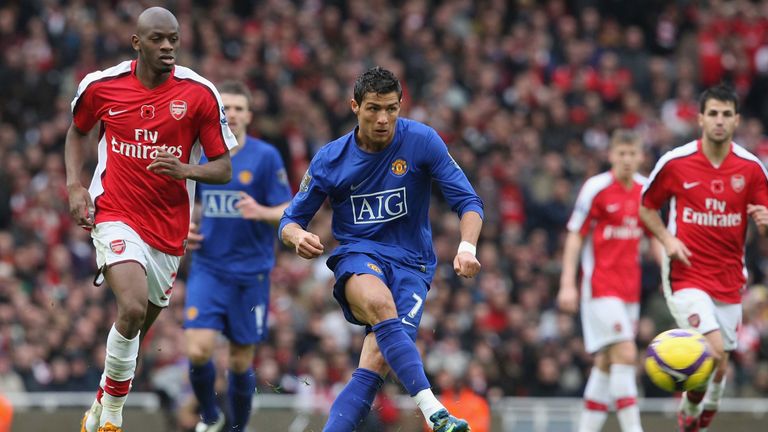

{"left": 642, "top": 162, "right": 673, "bottom": 210}
{"left": 567, "top": 182, "right": 598, "bottom": 235}
{"left": 198, "top": 89, "right": 238, "bottom": 158}
{"left": 278, "top": 154, "right": 328, "bottom": 239}
{"left": 749, "top": 162, "right": 768, "bottom": 207}
{"left": 70, "top": 77, "right": 99, "bottom": 133}
{"left": 264, "top": 147, "right": 293, "bottom": 206}
{"left": 425, "top": 130, "right": 484, "bottom": 219}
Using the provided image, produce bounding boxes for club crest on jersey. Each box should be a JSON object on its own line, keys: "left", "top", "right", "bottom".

{"left": 731, "top": 174, "right": 745, "bottom": 192}
{"left": 186, "top": 306, "right": 198, "bottom": 321}
{"left": 366, "top": 262, "right": 383, "bottom": 274}
{"left": 711, "top": 179, "right": 724, "bottom": 194}
{"left": 170, "top": 100, "right": 187, "bottom": 120}
{"left": 110, "top": 239, "right": 126, "bottom": 255}
{"left": 390, "top": 158, "right": 408, "bottom": 177}
{"left": 688, "top": 313, "right": 701, "bottom": 328}
{"left": 239, "top": 170, "right": 254, "bottom": 185}
{"left": 141, "top": 104, "right": 155, "bottom": 119}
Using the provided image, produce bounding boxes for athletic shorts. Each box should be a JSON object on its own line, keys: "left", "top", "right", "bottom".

{"left": 330, "top": 253, "right": 428, "bottom": 341}
{"left": 92, "top": 221, "right": 181, "bottom": 308}
{"left": 666, "top": 288, "right": 741, "bottom": 351}
{"left": 581, "top": 296, "right": 639, "bottom": 354}
{"left": 183, "top": 265, "right": 270, "bottom": 345}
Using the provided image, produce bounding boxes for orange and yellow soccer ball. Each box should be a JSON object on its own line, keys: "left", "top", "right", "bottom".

{"left": 644, "top": 328, "right": 715, "bottom": 392}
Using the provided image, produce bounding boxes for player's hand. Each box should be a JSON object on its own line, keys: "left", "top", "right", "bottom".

{"left": 453, "top": 252, "right": 481, "bottom": 278}
{"left": 662, "top": 236, "right": 692, "bottom": 267}
{"left": 147, "top": 150, "right": 189, "bottom": 179}
{"left": 748, "top": 204, "right": 768, "bottom": 235}
{"left": 557, "top": 283, "right": 579, "bottom": 314}
{"left": 292, "top": 230, "right": 324, "bottom": 259}
{"left": 67, "top": 184, "right": 95, "bottom": 230}
{"left": 187, "top": 222, "right": 203, "bottom": 250}
{"left": 235, "top": 192, "right": 269, "bottom": 220}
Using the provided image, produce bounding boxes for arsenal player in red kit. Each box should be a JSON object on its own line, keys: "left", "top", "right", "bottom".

{"left": 640, "top": 84, "right": 768, "bottom": 432}
{"left": 559, "top": 129, "right": 654, "bottom": 432}
{"left": 65, "top": 7, "right": 236, "bottom": 432}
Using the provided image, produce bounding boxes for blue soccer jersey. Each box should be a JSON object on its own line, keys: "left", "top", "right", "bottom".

{"left": 279, "top": 118, "right": 484, "bottom": 281}
{"left": 194, "top": 136, "right": 292, "bottom": 277}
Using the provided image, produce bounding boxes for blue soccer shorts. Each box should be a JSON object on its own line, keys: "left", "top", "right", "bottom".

{"left": 183, "top": 266, "right": 270, "bottom": 345}
{"left": 330, "top": 253, "right": 429, "bottom": 341}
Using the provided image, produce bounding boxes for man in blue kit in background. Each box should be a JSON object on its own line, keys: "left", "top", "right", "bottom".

{"left": 280, "top": 66, "right": 484, "bottom": 432}
{"left": 184, "top": 80, "right": 292, "bottom": 432}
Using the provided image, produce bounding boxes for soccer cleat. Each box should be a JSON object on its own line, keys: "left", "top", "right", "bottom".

{"left": 698, "top": 409, "right": 716, "bottom": 430}
{"left": 677, "top": 411, "right": 699, "bottom": 432}
{"left": 97, "top": 423, "right": 122, "bottom": 432}
{"left": 81, "top": 403, "right": 103, "bottom": 432}
{"left": 430, "top": 409, "right": 471, "bottom": 432}
{"left": 194, "top": 411, "right": 226, "bottom": 432}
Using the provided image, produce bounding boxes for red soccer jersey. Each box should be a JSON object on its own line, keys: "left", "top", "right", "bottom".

{"left": 568, "top": 172, "right": 647, "bottom": 302}
{"left": 71, "top": 60, "right": 237, "bottom": 255}
{"left": 642, "top": 140, "right": 768, "bottom": 303}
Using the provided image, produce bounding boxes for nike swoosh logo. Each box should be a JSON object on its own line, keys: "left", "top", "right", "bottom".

{"left": 401, "top": 318, "right": 417, "bottom": 328}
{"left": 350, "top": 176, "right": 373, "bottom": 191}
{"left": 108, "top": 108, "right": 128, "bottom": 116}
{"left": 683, "top": 181, "right": 700, "bottom": 190}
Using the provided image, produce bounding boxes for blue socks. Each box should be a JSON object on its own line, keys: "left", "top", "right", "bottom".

{"left": 372, "top": 318, "right": 430, "bottom": 396}
{"left": 228, "top": 368, "right": 256, "bottom": 431}
{"left": 324, "top": 368, "right": 383, "bottom": 432}
{"left": 189, "top": 360, "right": 219, "bottom": 424}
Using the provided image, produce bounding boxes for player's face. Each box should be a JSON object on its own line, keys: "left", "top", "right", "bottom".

{"left": 220, "top": 93, "right": 252, "bottom": 139}
{"left": 351, "top": 91, "right": 401, "bottom": 149}
{"left": 132, "top": 23, "right": 179, "bottom": 74}
{"left": 609, "top": 141, "right": 643, "bottom": 181}
{"left": 699, "top": 99, "right": 740, "bottom": 146}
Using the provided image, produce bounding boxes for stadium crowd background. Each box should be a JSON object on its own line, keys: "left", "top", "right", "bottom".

{"left": 4, "top": 0, "right": 768, "bottom": 428}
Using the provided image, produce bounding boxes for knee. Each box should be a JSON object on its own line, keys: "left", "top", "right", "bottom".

{"left": 118, "top": 300, "right": 147, "bottom": 330}
{"left": 229, "top": 344, "right": 255, "bottom": 373}
{"left": 186, "top": 340, "right": 214, "bottom": 365}
{"left": 360, "top": 349, "right": 389, "bottom": 376}
{"left": 609, "top": 343, "right": 637, "bottom": 365}
{"left": 359, "top": 295, "right": 398, "bottom": 324}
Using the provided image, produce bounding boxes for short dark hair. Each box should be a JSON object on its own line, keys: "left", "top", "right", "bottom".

{"left": 217, "top": 80, "right": 253, "bottom": 108}
{"left": 353, "top": 66, "right": 402, "bottom": 105}
{"left": 699, "top": 83, "right": 739, "bottom": 114}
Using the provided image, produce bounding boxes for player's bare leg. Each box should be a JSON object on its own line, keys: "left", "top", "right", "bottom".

{"left": 85, "top": 262, "right": 150, "bottom": 430}
{"left": 698, "top": 333, "right": 729, "bottom": 432}
{"left": 186, "top": 329, "right": 225, "bottom": 431}
{"left": 679, "top": 330, "right": 724, "bottom": 432}
{"left": 608, "top": 341, "right": 642, "bottom": 432}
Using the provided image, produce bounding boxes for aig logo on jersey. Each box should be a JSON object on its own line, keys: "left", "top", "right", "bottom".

{"left": 202, "top": 190, "right": 241, "bottom": 218}
{"left": 351, "top": 187, "right": 408, "bottom": 224}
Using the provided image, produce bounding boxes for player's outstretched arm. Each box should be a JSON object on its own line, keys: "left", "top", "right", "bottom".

{"left": 147, "top": 150, "right": 232, "bottom": 184}
{"left": 557, "top": 231, "right": 584, "bottom": 314}
{"left": 281, "top": 222, "right": 324, "bottom": 259}
{"left": 235, "top": 192, "right": 290, "bottom": 226}
{"left": 65, "top": 123, "right": 95, "bottom": 229}
{"left": 747, "top": 204, "right": 768, "bottom": 237}
{"left": 639, "top": 205, "right": 692, "bottom": 266}
{"left": 453, "top": 211, "right": 482, "bottom": 278}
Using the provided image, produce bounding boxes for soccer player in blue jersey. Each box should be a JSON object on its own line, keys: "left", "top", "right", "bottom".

{"left": 183, "top": 81, "right": 292, "bottom": 432}
{"left": 280, "top": 67, "right": 483, "bottom": 432}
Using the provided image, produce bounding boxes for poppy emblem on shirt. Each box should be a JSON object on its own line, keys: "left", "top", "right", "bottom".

{"left": 367, "top": 262, "right": 383, "bottom": 274}
{"left": 711, "top": 179, "right": 724, "bottom": 194}
{"left": 688, "top": 313, "right": 701, "bottom": 328}
{"left": 391, "top": 158, "right": 408, "bottom": 176}
{"left": 110, "top": 239, "right": 126, "bottom": 255}
{"left": 731, "top": 174, "right": 745, "bottom": 193}
{"left": 239, "top": 170, "right": 254, "bottom": 185}
{"left": 186, "top": 306, "right": 198, "bottom": 321}
{"left": 170, "top": 100, "right": 187, "bottom": 120}
{"left": 141, "top": 105, "right": 155, "bottom": 119}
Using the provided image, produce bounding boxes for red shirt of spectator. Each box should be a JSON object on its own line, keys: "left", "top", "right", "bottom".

{"left": 642, "top": 140, "right": 768, "bottom": 303}
{"left": 71, "top": 60, "right": 234, "bottom": 255}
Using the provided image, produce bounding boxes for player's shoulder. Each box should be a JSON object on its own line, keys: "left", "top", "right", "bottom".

{"left": 244, "top": 136, "right": 280, "bottom": 157}
{"left": 731, "top": 142, "right": 765, "bottom": 167}
{"left": 77, "top": 60, "right": 133, "bottom": 92}
{"left": 399, "top": 118, "right": 440, "bottom": 141}
{"left": 173, "top": 66, "right": 220, "bottom": 96}
{"left": 633, "top": 173, "right": 649, "bottom": 186}
{"left": 657, "top": 140, "right": 699, "bottom": 167}
{"left": 579, "top": 171, "right": 614, "bottom": 196}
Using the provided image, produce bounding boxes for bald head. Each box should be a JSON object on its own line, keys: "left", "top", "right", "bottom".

{"left": 136, "top": 7, "right": 178, "bottom": 35}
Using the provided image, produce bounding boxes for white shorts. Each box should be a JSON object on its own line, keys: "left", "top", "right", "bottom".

{"left": 582, "top": 297, "right": 639, "bottom": 354}
{"left": 666, "top": 288, "right": 741, "bottom": 351}
{"left": 92, "top": 221, "right": 181, "bottom": 308}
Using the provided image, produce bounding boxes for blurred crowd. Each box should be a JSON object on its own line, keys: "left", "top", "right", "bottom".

{"left": 5, "top": 0, "right": 768, "bottom": 426}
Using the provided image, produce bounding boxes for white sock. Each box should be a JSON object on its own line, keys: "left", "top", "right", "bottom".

{"left": 100, "top": 325, "right": 140, "bottom": 427}
{"left": 413, "top": 388, "right": 446, "bottom": 427}
{"left": 84, "top": 397, "right": 102, "bottom": 432}
{"left": 610, "top": 364, "right": 643, "bottom": 432}
{"left": 702, "top": 375, "right": 726, "bottom": 411}
{"left": 580, "top": 367, "right": 610, "bottom": 432}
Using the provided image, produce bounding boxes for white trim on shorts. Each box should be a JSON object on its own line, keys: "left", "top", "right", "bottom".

{"left": 91, "top": 221, "right": 181, "bottom": 308}
{"left": 581, "top": 296, "right": 639, "bottom": 354}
